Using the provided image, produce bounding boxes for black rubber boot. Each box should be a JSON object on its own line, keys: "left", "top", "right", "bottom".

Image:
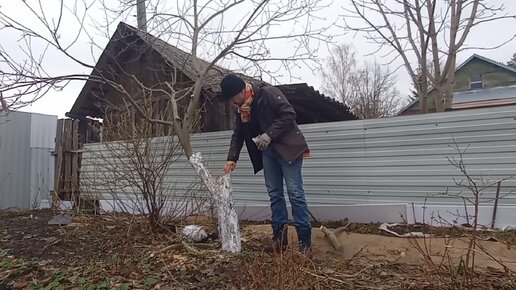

{"left": 264, "top": 224, "right": 288, "bottom": 253}
{"left": 296, "top": 226, "right": 312, "bottom": 257}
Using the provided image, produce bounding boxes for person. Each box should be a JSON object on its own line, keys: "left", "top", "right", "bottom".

{"left": 220, "top": 74, "right": 312, "bottom": 254}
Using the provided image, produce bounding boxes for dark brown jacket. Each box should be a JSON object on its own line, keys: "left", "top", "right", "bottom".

{"left": 227, "top": 84, "right": 309, "bottom": 173}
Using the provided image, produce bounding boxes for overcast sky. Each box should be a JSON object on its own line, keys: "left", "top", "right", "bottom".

{"left": 2, "top": 0, "right": 516, "bottom": 118}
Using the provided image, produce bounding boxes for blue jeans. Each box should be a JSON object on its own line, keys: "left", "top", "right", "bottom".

{"left": 262, "top": 146, "right": 311, "bottom": 251}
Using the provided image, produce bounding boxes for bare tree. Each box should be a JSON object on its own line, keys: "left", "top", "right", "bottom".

{"left": 352, "top": 61, "right": 402, "bottom": 119}
{"left": 321, "top": 44, "right": 357, "bottom": 104}
{"left": 81, "top": 97, "right": 207, "bottom": 232}
{"left": 0, "top": 0, "right": 332, "bottom": 252}
{"left": 342, "top": 1, "right": 516, "bottom": 113}
{"left": 322, "top": 44, "right": 402, "bottom": 119}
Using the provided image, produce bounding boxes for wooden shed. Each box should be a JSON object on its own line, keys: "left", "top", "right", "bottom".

{"left": 66, "top": 22, "right": 356, "bottom": 143}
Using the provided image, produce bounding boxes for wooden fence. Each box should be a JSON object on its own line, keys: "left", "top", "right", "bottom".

{"left": 53, "top": 119, "right": 81, "bottom": 201}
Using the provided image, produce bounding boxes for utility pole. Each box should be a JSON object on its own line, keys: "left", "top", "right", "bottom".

{"left": 136, "top": 0, "right": 147, "bottom": 31}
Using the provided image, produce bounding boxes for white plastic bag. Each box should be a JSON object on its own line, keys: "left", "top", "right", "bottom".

{"left": 182, "top": 225, "right": 208, "bottom": 242}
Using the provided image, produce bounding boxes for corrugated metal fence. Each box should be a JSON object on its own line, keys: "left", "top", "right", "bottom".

{"left": 81, "top": 105, "right": 516, "bottom": 216}
{"left": 0, "top": 111, "right": 57, "bottom": 209}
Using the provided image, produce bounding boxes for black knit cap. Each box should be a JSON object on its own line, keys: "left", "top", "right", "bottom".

{"left": 220, "top": 74, "right": 245, "bottom": 100}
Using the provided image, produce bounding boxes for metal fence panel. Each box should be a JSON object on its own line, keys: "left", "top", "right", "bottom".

{"left": 30, "top": 113, "right": 57, "bottom": 207}
{"left": 0, "top": 112, "right": 32, "bottom": 208}
{"left": 81, "top": 105, "right": 516, "bottom": 210}
{"left": 0, "top": 111, "right": 57, "bottom": 209}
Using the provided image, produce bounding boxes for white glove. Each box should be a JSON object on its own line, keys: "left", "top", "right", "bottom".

{"left": 253, "top": 133, "right": 271, "bottom": 151}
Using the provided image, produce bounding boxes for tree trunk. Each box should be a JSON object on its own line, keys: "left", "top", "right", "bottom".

{"left": 189, "top": 152, "right": 241, "bottom": 253}
{"left": 420, "top": 93, "right": 428, "bottom": 113}
{"left": 434, "top": 86, "right": 450, "bottom": 112}
{"left": 0, "top": 93, "right": 7, "bottom": 111}
{"left": 443, "top": 54, "right": 457, "bottom": 111}
{"left": 434, "top": 90, "right": 443, "bottom": 112}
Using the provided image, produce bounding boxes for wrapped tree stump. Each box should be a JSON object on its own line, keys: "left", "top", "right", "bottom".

{"left": 189, "top": 152, "right": 241, "bottom": 253}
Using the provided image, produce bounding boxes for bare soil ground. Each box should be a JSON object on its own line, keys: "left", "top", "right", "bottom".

{"left": 1, "top": 209, "right": 516, "bottom": 289}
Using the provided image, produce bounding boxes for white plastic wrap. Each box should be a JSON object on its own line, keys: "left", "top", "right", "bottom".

{"left": 182, "top": 225, "right": 208, "bottom": 242}
{"left": 189, "top": 152, "right": 241, "bottom": 253}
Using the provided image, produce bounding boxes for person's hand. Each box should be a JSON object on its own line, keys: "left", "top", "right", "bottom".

{"left": 224, "top": 161, "right": 237, "bottom": 174}
{"left": 253, "top": 133, "right": 271, "bottom": 151}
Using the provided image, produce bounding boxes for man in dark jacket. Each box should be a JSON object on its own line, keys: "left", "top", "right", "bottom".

{"left": 220, "top": 74, "right": 312, "bottom": 254}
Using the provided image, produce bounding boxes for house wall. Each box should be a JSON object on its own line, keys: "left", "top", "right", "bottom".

{"left": 401, "top": 58, "right": 516, "bottom": 115}
{"left": 0, "top": 111, "right": 56, "bottom": 209}
{"left": 79, "top": 105, "right": 516, "bottom": 227}
{"left": 454, "top": 58, "right": 516, "bottom": 91}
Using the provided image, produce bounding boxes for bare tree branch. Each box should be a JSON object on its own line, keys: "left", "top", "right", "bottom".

{"left": 0, "top": 0, "right": 333, "bottom": 252}
{"left": 341, "top": 0, "right": 516, "bottom": 113}
{"left": 321, "top": 44, "right": 405, "bottom": 119}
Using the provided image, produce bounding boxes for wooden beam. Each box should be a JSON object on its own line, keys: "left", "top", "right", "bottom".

{"left": 53, "top": 119, "right": 64, "bottom": 206}
{"left": 71, "top": 119, "right": 79, "bottom": 200}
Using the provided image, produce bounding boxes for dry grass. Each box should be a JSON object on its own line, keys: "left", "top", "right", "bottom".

{"left": 2, "top": 210, "right": 516, "bottom": 289}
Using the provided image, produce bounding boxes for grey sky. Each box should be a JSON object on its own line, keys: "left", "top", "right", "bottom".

{"left": 2, "top": 0, "right": 515, "bottom": 118}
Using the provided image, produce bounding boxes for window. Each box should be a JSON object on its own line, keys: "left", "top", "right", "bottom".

{"left": 470, "top": 74, "right": 483, "bottom": 89}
